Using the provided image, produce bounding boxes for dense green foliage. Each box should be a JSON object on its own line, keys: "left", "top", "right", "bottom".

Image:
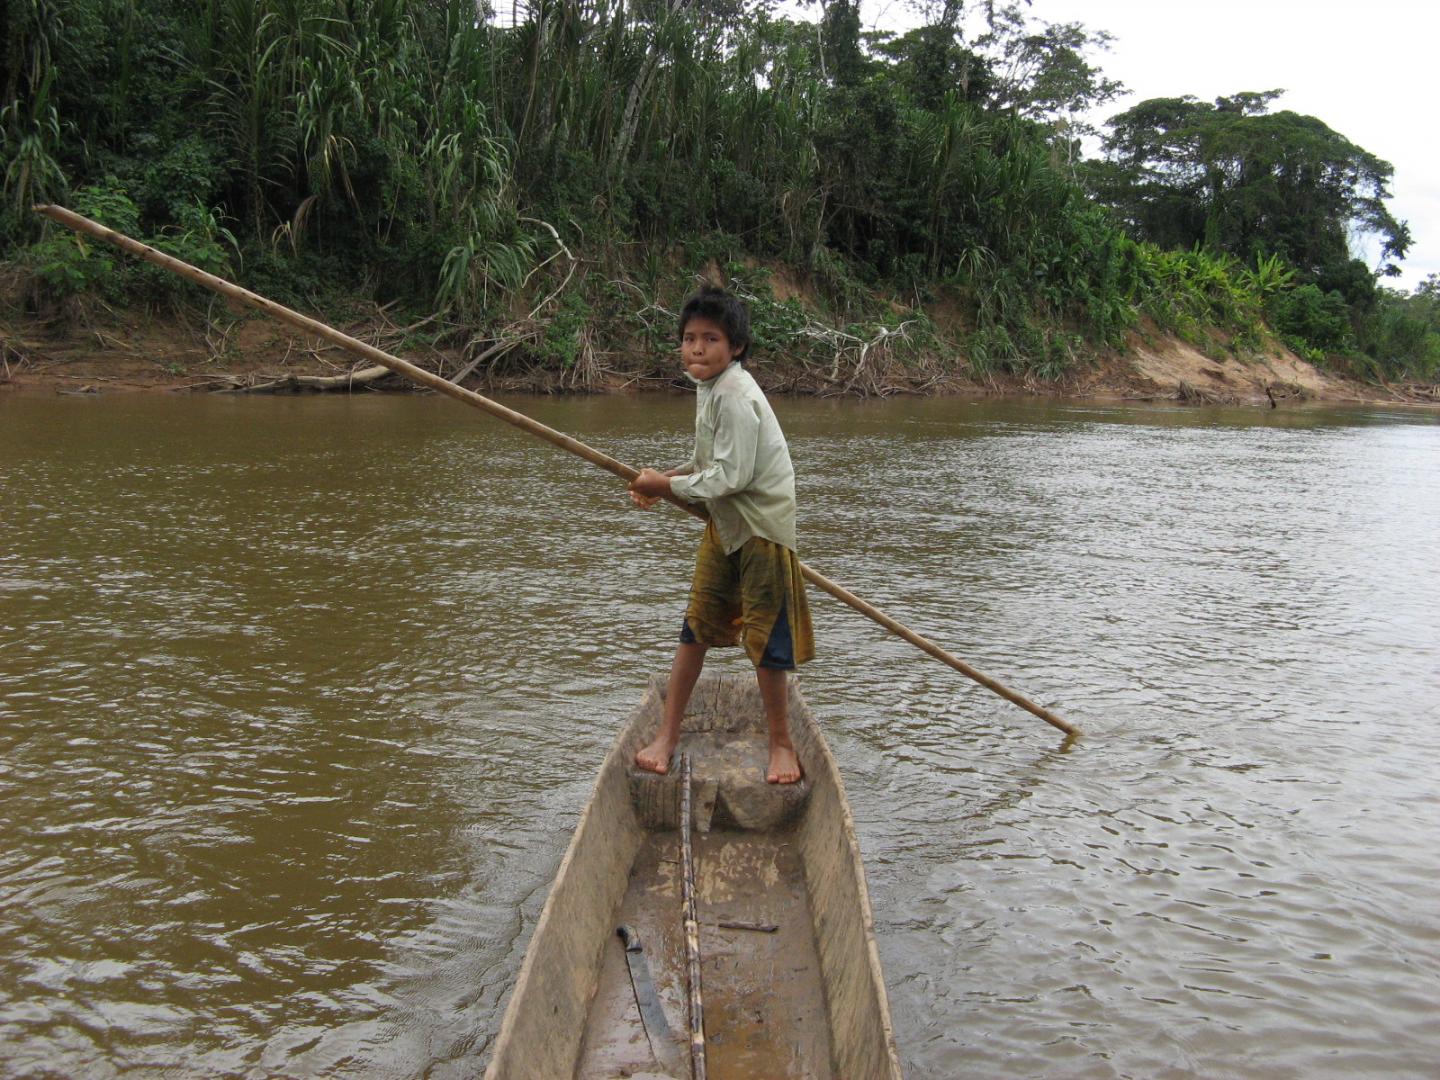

{"left": 1, "top": 0, "right": 1430, "bottom": 384}
{"left": 1357, "top": 275, "right": 1440, "bottom": 381}
{"left": 1086, "top": 89, "right": 1432, "bottom": 378}
{"left": 1092, "top": 92, "right": 1409, "bottom": 285}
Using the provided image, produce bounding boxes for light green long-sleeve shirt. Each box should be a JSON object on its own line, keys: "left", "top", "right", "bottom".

{"left": 670, "top": 362, "right": 798, "bottom": 555}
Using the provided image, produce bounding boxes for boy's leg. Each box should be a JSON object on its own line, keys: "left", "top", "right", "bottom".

{"left": 756, "top": 665, "right": 801, "bottom": 784}
{"left": 636, "top": 640, "right": 707, "bottom": 774}
{"left": 737, "top": 538, "right": 807, "bottom": 785}
{"left": 641, "top": 522, "right": 736, "bottom": 775}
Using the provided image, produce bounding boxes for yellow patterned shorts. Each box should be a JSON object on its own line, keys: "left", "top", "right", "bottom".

{"left": 681, "top": 522, "right": 815, "bottom": 670}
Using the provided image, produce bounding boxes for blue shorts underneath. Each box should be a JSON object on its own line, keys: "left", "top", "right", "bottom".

{"left": 681, "top": 605, "right": 796, "bottom": 671}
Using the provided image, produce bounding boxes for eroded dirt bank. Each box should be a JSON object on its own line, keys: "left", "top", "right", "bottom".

{"left": 2, "top": 306, "right": 1435, "bottom": 408}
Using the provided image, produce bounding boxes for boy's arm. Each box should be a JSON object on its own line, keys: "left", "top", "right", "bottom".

{"left": 669, "top": 396, "right": 759, "bottom": 503}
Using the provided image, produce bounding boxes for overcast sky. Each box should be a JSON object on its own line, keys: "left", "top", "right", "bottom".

{"left": 852, "top": 0, "right": 1439, "bottom": 291}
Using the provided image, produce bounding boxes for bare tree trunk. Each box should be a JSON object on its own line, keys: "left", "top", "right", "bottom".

{"left": 608, "top": 0, "right": 694, "bottom": 182}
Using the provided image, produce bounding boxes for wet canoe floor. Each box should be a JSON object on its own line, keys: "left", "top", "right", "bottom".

{"left": 576, "top": 736, "right": 833, "bottom": 1079}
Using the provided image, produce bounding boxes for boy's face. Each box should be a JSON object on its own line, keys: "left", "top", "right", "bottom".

{"left": 680, "top": 315, "right": 742, "bottom": 382}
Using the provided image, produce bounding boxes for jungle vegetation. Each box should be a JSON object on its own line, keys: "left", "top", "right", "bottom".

{"left": 2, "top": 0, "right": 1434, "bottom": 385}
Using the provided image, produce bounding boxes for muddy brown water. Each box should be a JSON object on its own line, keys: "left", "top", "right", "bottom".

{"left": 2, "top": 393, "right": 1438, "bottom": 1078}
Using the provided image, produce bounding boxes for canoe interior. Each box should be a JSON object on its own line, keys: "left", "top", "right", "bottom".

{"left": 578, "top": 828, "right": 831, "bottom": 1078}
{"left": 483, "top": 674, "right": 901, "bottom": 1080}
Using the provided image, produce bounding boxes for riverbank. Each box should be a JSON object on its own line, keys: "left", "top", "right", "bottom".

{"left": 3, "top": 301, "right": 1436, "bottom": 408}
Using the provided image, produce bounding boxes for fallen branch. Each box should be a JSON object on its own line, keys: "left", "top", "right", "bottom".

{"left": 448, "top": 331, "right": 537, "bottom": 386}
{"left": 217, "top": 364, "right": 398, "bottom": 393}
{"left": 520, "top": 217, "right": 579, "bottom": 321}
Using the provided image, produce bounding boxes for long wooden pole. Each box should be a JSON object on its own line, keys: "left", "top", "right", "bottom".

{"left": 679, "top": 753, "right": 707, "bottom": 1079}
{"left": 33, "top": 204, "right": 1079, "bottom": 737}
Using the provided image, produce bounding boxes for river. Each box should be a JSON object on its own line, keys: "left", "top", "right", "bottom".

{"left": 2, "top": 393, "right": 1437, "bottom": 1079}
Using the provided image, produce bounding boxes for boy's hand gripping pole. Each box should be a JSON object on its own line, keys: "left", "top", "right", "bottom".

{"left": 32, "top": 203, "right": 1079, "bottom": 738}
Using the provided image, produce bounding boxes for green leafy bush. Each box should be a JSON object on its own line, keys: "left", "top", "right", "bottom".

{"left": 1271, "top": 284, "right": 1354, "bottom": 356}
{"left": 25, "top": 179, "right": 142, "bottom": 301}
{"left": 537, "top": 285, "right": 593, "bottom": 369}
{"left": 23, "top": 178, "right": 236, "bottom": 308}
{"left": 1358, "top": 280, "right": 1440, "bottom": 381}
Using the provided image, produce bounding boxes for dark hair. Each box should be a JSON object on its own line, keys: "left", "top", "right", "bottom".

{"left": 678, "top": 287, "right": 752, "bottom": 362}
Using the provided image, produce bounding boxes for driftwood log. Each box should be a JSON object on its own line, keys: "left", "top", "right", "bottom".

{"left": 219, "top": 365, "right": 396, "bottom": 393}
{"left": 214, "top": 336, "right": 536, "bottom": 394}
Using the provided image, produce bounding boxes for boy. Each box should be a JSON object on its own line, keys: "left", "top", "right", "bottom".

{"left": 629, "top": 287, "right": 814, "bottom": 784}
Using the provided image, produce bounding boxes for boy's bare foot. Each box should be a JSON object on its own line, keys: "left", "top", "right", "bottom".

{"left": 636, "top": 733, "right": 679, "bottom": 775}
{"left": 767, "top": 742, "right": 803, "bottom": 784}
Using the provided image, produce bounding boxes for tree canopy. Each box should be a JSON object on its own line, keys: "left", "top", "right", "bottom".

{"left": 1090, "top": 91, "right": 1412, "bottom": 308}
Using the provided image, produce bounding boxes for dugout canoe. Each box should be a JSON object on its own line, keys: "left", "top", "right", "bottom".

{"left": 483, "top": 672, "right": 903, "bottom": 1079}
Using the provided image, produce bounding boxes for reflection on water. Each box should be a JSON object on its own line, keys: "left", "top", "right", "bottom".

{"left": 2, "top": 394, "right": 1438, "bottom": 1078}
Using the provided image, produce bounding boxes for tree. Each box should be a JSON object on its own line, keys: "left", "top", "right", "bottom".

{"left": 978, "top": 7, "right": 1123, "bottom": 138}
{"left": 1359, "top": 274, "right": 1440, "bottom": 380}
{"left": 1091, "top": 91, "right": 1411, "bottom": 306}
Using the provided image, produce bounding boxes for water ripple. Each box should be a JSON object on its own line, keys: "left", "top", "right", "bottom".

{"left": 1, "top": 395, "right": 1438, "bottom": 1077}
